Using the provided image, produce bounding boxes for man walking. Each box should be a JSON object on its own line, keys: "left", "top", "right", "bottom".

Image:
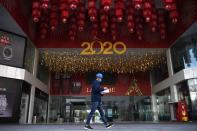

{"left": 84, "top": 73, "right": 113, "bottom": 130}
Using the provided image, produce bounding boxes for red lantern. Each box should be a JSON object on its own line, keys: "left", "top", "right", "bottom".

{"left": 149, "top": 12, "right": 157, "bottom": 32}
{"left": 88, "top": 0, "right": 97, "bottom": 22}
{"left": 39, "top": 11, "right": 49, "bottom": 39}
{"left": 143, "top": 10, "right": 152, "bottom": 22}
{"left": 77, "top": 4, "right": 85, "bottom": 31}
{"left": 163, "top": 0, "right": 175, "bottom": 11}
{"left": 60, "top": 0, "right": 69, "bottom": 23}
{"left": 110, "top": 16, "right": 117, "bottom": 41}
{"left": 41, "top": 0, "right": 49, "bottom": 9}
{"left": 170, "top": 10, "right": 179, "bottom": 24}
{"left": 32, "top": 1, "right": 41, "bottom": 22}
{"left": 61, "top": 11, "right": 69, "bottom": 23}
{"left": 69, "top": 16, "right": 77, "bottom": 40}
{"left": 115, "top": 0, "right": 124, "bottom": 22}
{"left": 91, "top": 20, "right": 98, "bottom": 39}
{"left": 88, "top": 8, "right": 97, "bottom": 22}
{"left": 128, "top": 22, "right": 135, "bottom": 33}
{"left": 69, "top": 0, "right": 80, "bottom": 10}
{"left": 127, "top": 3, "right": 135, "bottom": 33}
{"left": 157, "top": 10, "right": 166, "bottom": 39}
{"left": 50, "top": 4, "right": 58, "bottom": 31}
{"left": 101, "top": 11, "right": 108, "bottom": 33}
{"left": 101, "top": 0, "right": 112, "bottom": 12}
{"left": 143, "top": 0, "right": 153, "bottom": 22}
{"left": 115, "top": 8, "right": 123, "bottom": 22}
{"left": 133, "top": 0, "right": 143, "bottom": 10}
{"left": 135, "top": 14, "right": 144, "bottom": 40}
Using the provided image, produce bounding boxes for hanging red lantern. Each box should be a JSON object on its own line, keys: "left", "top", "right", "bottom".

{"left": 115, "top": 9, "right": 123, "bottom": 22}
{"left": 69, "top": 16, "right": 77, "bottom": 40}
{"left": 39, "top": 14, "right": 48, "bottom": 39}
{"left": 143, "top": 10, "right": 152, "bottom": 22}
{"left": 91, "top": 20, "right": 98, "bottom": 39}
{"left": 143, "top": 0, "right": 153, "bottom": 22}
{"left": 32, "top": 1, "right": 41, "bottom": 22}
{"left": 41, "top": 0, "right": 50, "bottom": 9}
{"left": 127, "top": 3, "right": 135, "bottom": 33}
{"left": 110, "top": 15, "right": 117, "bottom": 41}
{"left": 170, "top": 10, "right": 179, "bottom": 24}
{"left": 157, "top": 10, "right": 166, "bottom": 39}
{"left": 149, "top": 11, "right": 157, "bottom": 32}
{"left": 135, "top": 12, "right": 144, "bottom": 40}
{"left": 133, "top": 0, "right": 143, "bottom": 10}
{"left": 50, "top": 3, "right": 58, "bottom": 31}
{"left": 163, "top": 0, "right": 175, "bottom": 11}
{"left": 101, "top": 0, "right": 112, "bottom": 12}
{"left": 88, "top": 0, "right": 97, "bottom": 22}
{"left": 60, "top": 0, "right": 69, "bottom": 23}
{"left": 100, "top": 10, "right": 108, "bottom": 33}
{"left": 88, "top": 8, "right": 97, "bottom": 21}
{"left": 115, "top": 0, "right": 124, "bottom": 22}
{"left": 77, "top": 3, "right": 85, "bottom": 31}
{"left": 69, "top": 0, "right": 80, "bottom": 10}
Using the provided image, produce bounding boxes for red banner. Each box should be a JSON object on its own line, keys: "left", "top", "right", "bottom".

{"left": 50, "top": 72, "right": 151, "bottom": 96}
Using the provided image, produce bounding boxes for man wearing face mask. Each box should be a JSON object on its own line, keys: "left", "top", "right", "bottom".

{"left": 84, "top": 73, "right": 113, "bottom": 130}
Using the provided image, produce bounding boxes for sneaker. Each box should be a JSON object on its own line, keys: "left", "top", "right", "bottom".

{"left": 84, "top": 125, "right": 93, "bottom": 130}
{"left": 106, "top": 123, "right": 113, "bottom": 129}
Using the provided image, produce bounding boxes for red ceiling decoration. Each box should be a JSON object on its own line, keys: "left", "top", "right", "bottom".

{"left": 1, "top": 0, "right": 197, "bottom": 48}
{"left": 30, "top": 0, "right": 181, "bottom": 41}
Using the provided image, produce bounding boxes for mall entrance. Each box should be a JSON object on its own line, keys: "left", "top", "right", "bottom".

{"left": 48, "top": 96, "right": 152, "bottom": 124}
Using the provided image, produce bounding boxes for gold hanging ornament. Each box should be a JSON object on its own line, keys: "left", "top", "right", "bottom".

{"left": 40, "top": 49, "right": 167, "bottom": 73}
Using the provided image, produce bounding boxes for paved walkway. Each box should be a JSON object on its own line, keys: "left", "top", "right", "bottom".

{"left": 0, "top": 123, "right": 197, "bottom": 131}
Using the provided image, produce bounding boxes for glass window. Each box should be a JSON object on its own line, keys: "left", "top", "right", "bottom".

{"left": 36, "top": 54, "right": 49, "bottom": 85}
{"left": 187, "top": 79, "right": 197, "bottom": 120}
{"left": 171, "top": 35, "right": 197, "bottom": 73}
{"left": 150, "top": 60, "right": 169, "bottom": 86}
{"left": 156, "top": 88, "right": 171, "bottom": 121}
{"left": 24, "top": 39, "right": 35, "bottom": 73}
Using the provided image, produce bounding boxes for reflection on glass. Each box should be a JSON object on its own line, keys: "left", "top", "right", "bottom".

{"left": 171, "top": 36, "right": 197, "bottom": 73}
{"left": 156, "top": 88, "right": 171, "bottom": 121}
{"left": 33, "top": 97, "right": 48, "bottom": 123}
{"left": 48, "top": 96, "right": 153, "bottom": 123}
{"left": 187, "top": 79, "right": 197, "bottom": 120}
{"left": 24, "top": 39, "right": 35, "bottom": 73}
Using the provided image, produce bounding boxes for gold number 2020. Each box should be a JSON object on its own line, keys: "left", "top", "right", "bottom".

{"left": 80, "top": 41, "right": 127, "bottom": 55}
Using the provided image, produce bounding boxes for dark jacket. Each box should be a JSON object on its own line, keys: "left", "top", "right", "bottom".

{"left": 91, "top": 80, "right": 105, "bottom": 102}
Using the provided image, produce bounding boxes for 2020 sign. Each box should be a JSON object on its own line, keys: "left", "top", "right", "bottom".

{"left": 80, "top": 41, "right": 127, "bottom": 55}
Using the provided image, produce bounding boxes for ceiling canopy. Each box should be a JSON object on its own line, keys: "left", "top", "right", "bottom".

{"left": 0, "top": 0, "right": 197, "bottom": 48}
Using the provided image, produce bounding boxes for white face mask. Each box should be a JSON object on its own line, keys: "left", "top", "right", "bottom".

{"left": 97, "top": 78, "right": 102, "bottom": 82}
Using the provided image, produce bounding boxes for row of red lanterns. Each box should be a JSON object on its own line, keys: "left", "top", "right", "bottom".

{"left": 32, "top": 0, "right": 179, "bottom": 40}
{"left": 163, "top": 0, "right": 179, "bottom": 24}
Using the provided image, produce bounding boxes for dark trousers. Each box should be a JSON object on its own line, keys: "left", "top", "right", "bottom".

{"left": 86, "top": 101, "right": 108, "bottom": 126}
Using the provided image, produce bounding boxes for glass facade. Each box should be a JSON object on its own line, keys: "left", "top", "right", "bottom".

{"left": 188, "top": 79, "right": 197, "bottom": 120}
{"left": 150, "top": 61, "right": 169, "bottom": 86}
{"left": 33, "top": 89, "right": 48, "bottom": 124}
{"left": 24, "top": 39, "right": 35, "bottom": 73}
{"left": 156, "top": 88, "right": 171, "bottom": 121}
{"left": 171, "top": 35, "right": 197, "bottom": 73}
{"left": 48, "top": 96, "right": 152, "bottom": 123}
{"left": 36, "top": 54, "right": 49, "bottom": 85}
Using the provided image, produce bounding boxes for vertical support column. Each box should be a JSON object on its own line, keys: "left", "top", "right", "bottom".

{"left": 166, "top": 49, "right": 173, "bottom": 77}
{"left": 47, "top": 73, "right": 51, "bottom": 123}
{"left": 166, "top": 49, "right": 178, "bottom": 120}
{"left": 149, "top": 71, "right": 158, "bottom": 121}
{"left": 151, "top": 94, "right": 158, "bottom": 121}
{"left": 28, "top": 86, "right": 35, "bottom": 124}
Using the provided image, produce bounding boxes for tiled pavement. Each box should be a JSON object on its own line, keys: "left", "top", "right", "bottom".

{"left": 0, "top": 122, "right": 197, "bottom": 131}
